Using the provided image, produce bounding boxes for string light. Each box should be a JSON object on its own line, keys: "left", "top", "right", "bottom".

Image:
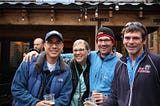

{"left": 115, "top": 3, "right": 119, "bottom": 11}
{"left": 78, "top": 9, "right": 83, "bottom": 22}
{"left": 139, "top": 7, "right": 143, "bottom": 18}
{"left": 78, "top": 12, "right": 83, "bottom": 22}
{"left": 84, "top": 9, "right": 88, "bottom": 20}
{"left": 109, "top": 6, "right": 113, "bottom": 18}
{"left": 78, "top": 17, "right": 81, "bottom": 22}
{"left": 21, "top": 9, "right": 26, "bottom": 21}
{"left": 95, "top": 7, "right": 98, "bottom": 17}
{"left": 50, "top": 9, "right": 55, "bottom": 22}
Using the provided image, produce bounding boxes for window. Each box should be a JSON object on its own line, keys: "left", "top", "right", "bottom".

{"left": 9, "top": 41, "right": 30, "bottom": 69}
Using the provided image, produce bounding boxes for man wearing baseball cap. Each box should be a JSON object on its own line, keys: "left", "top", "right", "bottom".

{"left": 11, "top": 30, "right": 72, "bottom": 106}
{"left": 88, "top": 27, "right": 121, "bottom": 105}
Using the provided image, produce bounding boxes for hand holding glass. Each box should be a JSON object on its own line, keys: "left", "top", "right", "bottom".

{"left": 43, "top": 94, "right": 55, "bottom": 106}
{"left": 84, "top": 97, "right": 96, "bottom": 106}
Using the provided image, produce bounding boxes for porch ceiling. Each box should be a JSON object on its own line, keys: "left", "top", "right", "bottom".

{"left": 0, "top": 1, "right": 159, "bottom": 12}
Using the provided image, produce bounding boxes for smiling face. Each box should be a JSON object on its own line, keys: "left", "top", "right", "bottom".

{"left": 73, "top": 40, "right": 90, "bottom": 66}
{"left": 44, "top": 36, "right": 64, "bottom": 63}
{"left": 33, "top": 38, "right": 44, "bottom": 53}
{"left": 123, "top": 31, "right": 145, "bottom": 59}
{"left": 97, "top": 36, "right": 114, "bottom": 58}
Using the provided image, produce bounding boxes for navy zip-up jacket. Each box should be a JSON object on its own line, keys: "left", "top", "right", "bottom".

{"left": 11, "top": 52, "right": 72, "bottom": 106}
{"left": 101, "top": 50, "right": 160, "bottom": 106}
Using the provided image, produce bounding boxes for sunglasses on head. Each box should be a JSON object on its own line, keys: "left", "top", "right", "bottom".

{"left": 125, "top": 22, "right": 143, "bottom": 27}
{"left": 124, "top": 22, "right": 147, "bottom": 34}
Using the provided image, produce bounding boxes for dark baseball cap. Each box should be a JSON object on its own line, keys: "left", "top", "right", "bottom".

{"left": 45, "top": 30, "right": 63, "bottom": 41}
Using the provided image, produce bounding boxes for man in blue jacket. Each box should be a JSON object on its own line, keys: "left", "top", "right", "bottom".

{"left": 89, "top": 27, "right": 121, "bottom": 105}
{"left": 85, "top": 22, "right": 160, "bottom": 106}
{"left": 11, "top": 30, "right": 72, "bottom": 106}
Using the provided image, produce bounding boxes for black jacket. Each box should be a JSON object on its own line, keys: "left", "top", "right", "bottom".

{"left": 101, "top": 50, "right": 160, "bottom": 106}
{"left": 69, "top": 59, "right": 90, "bottom": 102}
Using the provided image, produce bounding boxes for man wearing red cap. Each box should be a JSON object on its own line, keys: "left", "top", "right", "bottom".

{"left": 89, "top": 27, "right": 121, "bottom": 105}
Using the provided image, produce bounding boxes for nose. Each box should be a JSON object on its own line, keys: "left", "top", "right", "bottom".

{"left": 75, "top": 50, "right": 80, "bottom": 54}
{"left": 128, "top": 38, "right": 134, "bottom": 43}
{"left": 101, "top": 41, "right": 107, "bottom": 46}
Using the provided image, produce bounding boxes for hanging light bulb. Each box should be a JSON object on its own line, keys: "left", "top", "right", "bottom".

{"left": 21, "top": 9, "right": 26, "bottom": 21}
{"left": 109, "top": 6, "right": 113, "bottom": 18}
{"left": 115, "top": 3, "right": 119, "bottom": 11}
{"left": 139, "top": 7, "right": 143, "bottom": 18}
{"left": 84, "top": 9, "right": 88, "bottom": 20}
{"left": 78, "top": 12, "right": 83, "bottom": 22}
{"left": 78, "top": 17, "right": 81, "bottom": 22}
{"left": 50, "top": 9, "right": 55, "bottom": 22}
{"left": 21, "top": 16, "right": 25, "bottom": 21}
{"left": 95, "top": 7, "right": 98, "bottom": 18}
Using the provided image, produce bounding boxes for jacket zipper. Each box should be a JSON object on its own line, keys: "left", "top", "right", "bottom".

{"left": 128, "top": 88, "right": 132, "bottom": 106}
{"left": 127, "top": 54, "right": 146, "bottom": 106}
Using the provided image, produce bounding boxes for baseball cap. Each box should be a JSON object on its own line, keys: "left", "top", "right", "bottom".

{"left": 45, "top": 30, "right": 63, "bottom": 41}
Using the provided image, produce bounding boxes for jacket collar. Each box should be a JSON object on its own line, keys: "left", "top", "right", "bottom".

{"left": 120, "top": 49, "right": 148, "bottom": 63}
{"left": 35, "top": 51, "right": 67, "bottom": 73}
{"left": 97, "top": 48, "right": 117, "bottom": 61}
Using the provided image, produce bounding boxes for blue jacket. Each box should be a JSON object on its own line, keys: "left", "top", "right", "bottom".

{"left": 101, "top": 50, "right": 160, "bottom": 106}
{"left": 11, "top": 52, "right": 72, "bottom": 106}
{"left": 89, "top": 50, "right": 120, "bottom": 96}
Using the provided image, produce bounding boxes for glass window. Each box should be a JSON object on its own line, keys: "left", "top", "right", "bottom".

{"left": 9, "top": 41, "right": 30, "bottom": 70}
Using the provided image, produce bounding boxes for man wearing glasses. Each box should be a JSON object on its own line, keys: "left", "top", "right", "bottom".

{"left": 89, "top": 27, "right": 121, "bottom": 105}
{"left": 85, "top": 22, "right": 160, "bottom": 106}
{"left": 11, "top": 30, "right": 72, "bottom": 106}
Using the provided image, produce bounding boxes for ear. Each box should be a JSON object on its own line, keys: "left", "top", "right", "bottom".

{"left": 44, "top": 42, "right": 47, "bottom": 48}
{"left": 143, "top": 39, "right": 146, "bottom": 45}
{"left": 61, "top": 43, "right": 64, "bottom": 48}
{"left": 60, "top": 43, "right": 64, "bottom": 52}
{"left": 87, "top": 49, "right": 91, "bottom": 55}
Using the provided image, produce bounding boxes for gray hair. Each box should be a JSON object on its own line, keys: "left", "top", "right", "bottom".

{"left": 73, "top": 39, "right": 90, "bottom": 50}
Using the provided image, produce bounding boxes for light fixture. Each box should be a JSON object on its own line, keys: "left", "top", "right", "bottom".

{"left": 78, "top": 13, "right": 83, "bottom": 22}
{"left": 139, "top": 7, "right": 143, "bottom": 18}
{"left": 84, "top": 9, "right": 88, "bottom": 20}
{"left": 21, "top": 9, "right": 26, "bottom": 21}
{"left": 109, "top": 6, "right": 113, "bottom": 18}
{"left": 95, "top": 6, "right": 98, "bottom": 18}
{"left": 78, "top": 17, "right": 81, "bottom": 22}
{"left": 115, "top": 3, "right": 119, "bottom": 11}
{"left": 78, "top": 9, "right": 83, "bottom": 22}
{"left": 50, "top": 9, "right": 55, "bottom": 22}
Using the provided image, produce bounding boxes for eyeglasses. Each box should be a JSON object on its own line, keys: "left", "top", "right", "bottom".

{"left": 73, "top": 48, "right": 86, "bottom": 53}
{"left": 98, "top": 38, "right": 112, "bottom": 43}
{"left": 46, "top": 40, "right": 62, "bottom": 46}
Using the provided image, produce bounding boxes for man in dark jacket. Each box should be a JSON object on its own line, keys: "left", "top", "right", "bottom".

{"left": 84, "top": 22, "right": 160, "bottom": 106}
{"left": 11, "top": 30, "right": 72, "bottom": 106}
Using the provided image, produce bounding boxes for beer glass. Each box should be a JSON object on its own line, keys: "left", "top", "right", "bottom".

{"left": 43, "top": 94, "right": 55, "bottom": 106}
